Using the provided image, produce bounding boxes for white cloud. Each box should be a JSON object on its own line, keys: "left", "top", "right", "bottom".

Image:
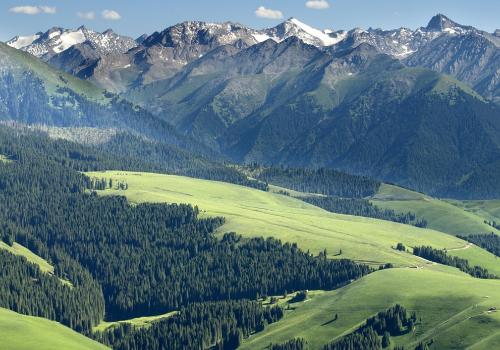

{"left": 9, "top": 5, "right": 56, "bottom": 15}
{"left": 255, "top": 6, "right": 283, "bottom": 19}
{"left": 102, "top": 9, "right": 121, "bottom": 20}
{"left": 305, "top": 0, "right": 330, "bottom": 10}
{"left": 77, "top": 11, "right": 95, "bottom": 20}
{"left": 39, "top": 6, "right": 56, "bottom": 14}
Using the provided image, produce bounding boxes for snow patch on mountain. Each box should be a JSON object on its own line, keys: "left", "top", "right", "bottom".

{"left": 258, "top": 18, "right": 345, "bottom": 47}
{"left": 53, "top": 30, "right": 86, "bottom": 53}
{"left": 7, "top": 26, "right": 137, "bottom": 59}
{"left": 7, "top": 34, "right": 41, "bottom": 49}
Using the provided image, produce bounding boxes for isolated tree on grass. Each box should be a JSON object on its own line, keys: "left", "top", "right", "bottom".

{"left": 382, "top": 331, "right": 391, "bottom": 348}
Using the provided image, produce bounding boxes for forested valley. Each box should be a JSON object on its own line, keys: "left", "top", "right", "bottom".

{"left": 0, "top": 125, "right": 372, "bottom": 349}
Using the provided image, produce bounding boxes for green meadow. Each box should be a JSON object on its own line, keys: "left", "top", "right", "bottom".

{"left": 0, "top": 241, "right": 73, "bottom": 287}
{"left": 93, "top": 311, "right": 178, "bottom": 332}
{"left": 371, "top": 184, "right": 499, "bottom": 236}
{"left": 84, "top": 171, "right": 500, "bottom": 348}
{"left": 86, "top": 171, "right": 499, "bottom": 273}
{"left": 0, "top": 242, "right": 54, "bottom": 274}
{"left": 0, "top": 308, "right": 109, "bottom": 350}
{"left": 446, "top": 199, "right": 500, "bottom": 224}
{"left": 240, "top": 268, "right": 500, "bottom": 350}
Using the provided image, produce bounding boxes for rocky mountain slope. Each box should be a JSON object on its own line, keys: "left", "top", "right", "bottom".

{"left": 7, "top": 26, "right": 138, "bottom": 58}
{"left": 124, "top": 37, "right": 500, "bottom": 197}
{"left": 3, "top": 15, "right": 500, "bottom": 198}
{"left": 7, "top": 15, "right": 498, "bottom": 101}
{"left": 0, "top": 42, "right": 209, "bottom": 156}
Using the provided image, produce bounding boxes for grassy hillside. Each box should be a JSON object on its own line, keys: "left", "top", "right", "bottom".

{"left": 0, "top": 241, "right": 73, "bottom": 286}
{"left": 446, "top": 199, "right": 500, "bottom": 223}
{"left": 86, "top": 171, "right": 499, "bottom": 274}
{"left": 371, "top": 184, "right": 500, "bottom": 236}
{"left": 239, "top": 268, "right": 500, "bottom": 350}
{"left": 93, "top": 311, "right": 178, "bottom": 332}
{"left": 0, "top": 154, "right": 11, "bottom": 163}
{"left": 0, "top": 308, "right": 109, "bottom": 350}
{"left": 0, "top": 242, "right": 53, "bottom": 274}
{"left": 83, "top": 171, "right": 500, "bottom": 349}
{"left": 0, "top": 42, "right": 107, "bottom": 102}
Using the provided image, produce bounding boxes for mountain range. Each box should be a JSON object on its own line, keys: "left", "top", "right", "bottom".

{"left": 8, "top": 14, "right": 499, "bottom": 102}
{"left": 2, "top": 14, "right": 500, "bottom": 198}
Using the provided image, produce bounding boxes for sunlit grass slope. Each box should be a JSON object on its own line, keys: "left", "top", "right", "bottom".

{"left": 0, "top": 154, "right": 11, "bottom": 163}
{"left": 0, "top": 308, "right": 109, "bottom": 350}
{"left": 0, "top": 242, "right": 53, "bottom": 274}
{"left": 446, "top": 199, "right": 500, "bottom": 224}
{"left": 0, "top": 241, "right": 73, "bottom": 286}
{"left": 240, "top": 268, "right": 500, "bottom": 350}
{"left": 86, "top": 171, "right": 496, "bottom": 270}
{"left": 0, "top": 42, "right": 107, "bottom": 102}
{"left": 93, "top": 311, "right": 178, "bottom": 332}
{"left": 371, "top": 184, "right": 499, "bottom": 236}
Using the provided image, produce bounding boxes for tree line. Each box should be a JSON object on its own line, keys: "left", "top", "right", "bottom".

{"left": 300, "top": 196, "right": 427, "bottom": 228}
{"left": 95, "top": 300, "right": 283, "bottom": 350}
{"left": 323, "top": 305, "right": 416, "bottom": 350}
{"left": 0, "top": 125, "right": 371, "bottom": 347}
{"left": 271, "top": 338, "right": 308, "bottom": 350}
{"left": 0, "top": 249, "right": 104, "bottom": 332}
{"left": 457, "top": 233, "right": 499, "bottom": 257}
{"left": 484, "top": 220, "right": 500, "bottom": 230}
{"left": 248, "top": 166, "right": 381, "bottom": 198}
{"left": 413, "top": 246, "right": 496, "bottom": 279}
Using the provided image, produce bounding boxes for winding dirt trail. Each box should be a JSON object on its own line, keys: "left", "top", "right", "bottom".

{"left": 447, "top": 242, "right": 473, "bottom": 252}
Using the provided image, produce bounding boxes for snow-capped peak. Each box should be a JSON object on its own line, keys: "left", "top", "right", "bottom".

{"left": 7, "top": 34, "right": 41, "bottom": 49}
{"left": 53, "top": 29, "right": 86, "bottom": 53}
{"left": 254, "top": 17, "right": 345, "bottom": 47}
{"left": 425, "top": 14, "right": 472, "bottom": 35}
{"left": 287, "top": 18, "right": 340, "bottom": 46}
{"left": 6, "top": 26, "right": 138, "bottom": 59}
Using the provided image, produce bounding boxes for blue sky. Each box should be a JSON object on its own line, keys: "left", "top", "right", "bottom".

{"left": 0, "top": 0, "right": 498, "bottom": 41}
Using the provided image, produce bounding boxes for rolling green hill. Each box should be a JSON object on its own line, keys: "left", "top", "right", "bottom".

{"left": 126, "top": 38, "right": 500, "bottom": 199}
{"left": 86, "top": 171, "right": 500, "bottom": 275}
{"left": 239, "top": 268, "right": 500, "bottom": 350}
{"left": 0, "top": 308, "right": 109, "bottom": 350}
{"left": 0, "top": 42, "right": 107, "bottom": 102}
{"left": 84, "top": 170, "right": 500, "bottom": 348}
{"left": 371, "top": 184, "right": 500, "bottom": 236}
{"left": 0, "top": 43, "right": 203, "bottom": 152}
{"left": 446, "top": 199, "right": 500, "bottom": 224}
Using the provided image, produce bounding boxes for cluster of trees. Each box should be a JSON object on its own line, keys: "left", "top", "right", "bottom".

{"left": 271, "top": 338, "right": 308, "bottom": 350}
{"left": 301, "top": 196, "right": 427, "bottom": 228}
{"left": 289, "top": 291, "right": 308, "bottom": 303}
{"left": 98, "top": 134, "right": 268, "bottom": 191}
{"left": 95, "top": 300, "right": 283, "bottom": 350}
{"left": 88, "top": 177, "right": 128, "bottom": 191}
{"left": 0, "top": 72, "right": 181, "bottom": 150}
{"left": 1, "top": 124, "right": 268, "bottom": 191}
{"left": 323, "top": 305, "right": 416, "bottom": 350}
{"left": 365, "top": 304, "right": 416, "bottom": 337}
{"left": 413, "top": 246, "right": 496, "bottom": 279}
{"left": 484, "top": 220, "right": 500, "bottom": 230}
{"left": 0, "top": 250, "right": 104, "bottom": 332}
{"left": 458, "top": 233, "right": 499, "bottom": 257}
{"left": 324, "top": 326, "right": 381, "bottom": 350}
{"left": 0, "top": 126, "right": 371, "bottom": 348}
{"left": 249, "top": 166, "right": 381, "bottom": 198}
{"left": 414, "top": 341, "right": 432, "bottom": 350}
